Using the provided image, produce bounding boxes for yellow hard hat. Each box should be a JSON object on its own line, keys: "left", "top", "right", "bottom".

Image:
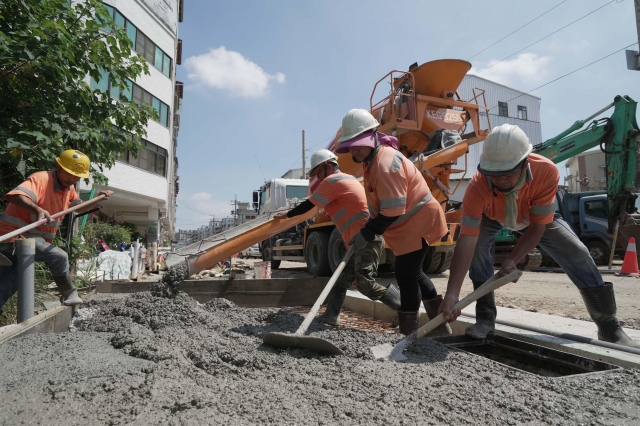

{"left": 56, "top": 150, "right": 91, "bottom": 178}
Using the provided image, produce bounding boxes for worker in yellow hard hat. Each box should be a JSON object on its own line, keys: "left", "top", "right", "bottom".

{"left": 0, "top": 150, "right": 113, "bottom": 312}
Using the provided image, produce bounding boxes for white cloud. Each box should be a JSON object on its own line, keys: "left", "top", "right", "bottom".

{"left": 470, "top": 53, "right": 552, "bottom": 87}
{"left": 185, "top": 46, "right": 286, "bottom": 98}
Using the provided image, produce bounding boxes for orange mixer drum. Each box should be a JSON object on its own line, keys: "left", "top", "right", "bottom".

{"left": 330, "top": 59, "right": 474, "bottom": 178}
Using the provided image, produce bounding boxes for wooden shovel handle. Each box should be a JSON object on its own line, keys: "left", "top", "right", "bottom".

{"left": 416, "top": 270, "right": 522, "bottom": 340}
{"left": 295, "top": 245, "right": 356, "bottom": 336}
{"left": 0, "top": 194, "right": 106, "bottom": 243}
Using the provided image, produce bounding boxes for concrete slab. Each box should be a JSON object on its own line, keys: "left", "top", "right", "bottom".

{"left": 0, "top": 306, "right": 74, "bottom": 345}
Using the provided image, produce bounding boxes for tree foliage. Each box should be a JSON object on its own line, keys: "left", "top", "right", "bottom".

{"left": 0, "top": 0, "right": 155, "bottom": 206}
{"left": 82, "top": 221, "right": 131, "bottom": 248}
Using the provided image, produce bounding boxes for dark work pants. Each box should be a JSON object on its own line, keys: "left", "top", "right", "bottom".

{"left": 394, "top": 239, "right": 438, "bottom": 311}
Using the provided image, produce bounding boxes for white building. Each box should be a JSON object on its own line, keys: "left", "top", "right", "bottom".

{"left": 565, "top": 150, "right": 607, "bottom": 193}
{"left": 449, "top": 75, "right": 542, "bottom": 202}
{"left": 83, "top": 0, "right": 183, "bottom": 247}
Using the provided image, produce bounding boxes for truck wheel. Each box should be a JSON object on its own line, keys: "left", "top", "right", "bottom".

{"left": 422, "top": 247, "right": 452, "bottom": 274}
{"left": 586, "top": 240, "right": 609, "bottom": 266}
{"left": 305, "top": 232, "right": 331, "bottom": 276}
{"left": 328, "top": 228, "right": 347, "bottom": 273}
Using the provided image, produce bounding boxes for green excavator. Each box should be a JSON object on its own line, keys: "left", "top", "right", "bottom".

{"left": 493, "top": 95, "right": 640, "bottom": 267}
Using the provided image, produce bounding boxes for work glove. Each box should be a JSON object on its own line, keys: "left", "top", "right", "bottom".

{"left": 348, "top": 231, "right": 368, "bottom": 251}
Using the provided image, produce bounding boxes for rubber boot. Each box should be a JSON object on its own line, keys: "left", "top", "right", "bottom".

{"left": 579, "top": 283, "right": 640, "bottom": 349}
{"left": 423, "top": 295, "right": 452, "bottom": 337}
{"left": 397, "top": 310, "right": 419, "bottom": 335}
{"left": 465, "top": 280, "right": 496, "bottom": 339}
{"left": 317, "top": 287, "right": 347, "bottom": 325}
{"left": 53, "top": 275, "right": 83, "bottom": 306}
{"left": 378, "top": 283, "right": 401, "bottom": 311}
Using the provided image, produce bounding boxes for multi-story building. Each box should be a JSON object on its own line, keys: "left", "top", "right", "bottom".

{"left": 83, "top": 0, "right": 183, "bottom": 247}
{"left": 449, "top": 75, "right": 543, "bottom": 202}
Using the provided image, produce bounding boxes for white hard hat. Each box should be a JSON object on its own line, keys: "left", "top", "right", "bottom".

{"left": 477, "top": 124, "right": 533, "bottom": 176}
{"left": 337, "top": 109, "right": 379, "bottom": 144}
{"left": 309, "top": 149, "right": 338, "bottom": 176}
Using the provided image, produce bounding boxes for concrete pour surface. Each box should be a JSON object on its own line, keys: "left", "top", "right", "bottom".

{"left": 1, "top": 292, "right": 640, "bottom": 425}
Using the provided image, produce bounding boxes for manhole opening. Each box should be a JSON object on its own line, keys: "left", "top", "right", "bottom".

{"left": 433, "top": 334, "right": 621, "bottom": 377}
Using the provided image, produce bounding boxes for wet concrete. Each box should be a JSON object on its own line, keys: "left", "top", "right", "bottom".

{"left": 1, "top": 292, "right": 640, "bottom": 424}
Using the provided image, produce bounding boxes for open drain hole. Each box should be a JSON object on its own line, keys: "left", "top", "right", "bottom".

{"left": 432, "top": 334, "right": 621, "bottom": 377}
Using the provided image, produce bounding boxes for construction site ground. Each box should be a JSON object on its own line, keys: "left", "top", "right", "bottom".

{"left": 2, "top": 288, "right": 640, "bottom": 424}
{"left": 249, "top": 258, "right": 640, "bottom": 330}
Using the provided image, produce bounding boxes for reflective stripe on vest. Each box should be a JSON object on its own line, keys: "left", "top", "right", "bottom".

{"left": 461, "top": 215, "right": 482, "bottom": 228}
{"left": 0, "top": 213, "right": 59, "bottom": 240}
{"left": 531, "top": 203, "right": 555, "bottom": 215}
{"left": 327, "top": 174, "right": 357, "bottom": 183}
{"left": 311, "top": 192, "right": 330, "bottom": 206}
{"left": 14, "top": 186, "right": 38, "bottom": 203}
{"left": 337, "top": 211, "right": 370, "bottom": 234}
{"left": 332, "top": 207, "right": 347, "bottom": 224}
{"left": 379, "top": 196, "right": 406, "bottom": 209}
{"left": 389, "top": 193, "right": 434, "bottom": 227}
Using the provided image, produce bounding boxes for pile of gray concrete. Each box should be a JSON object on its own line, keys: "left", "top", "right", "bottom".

{"left": 1, "top": 292, "right": 639, "bottom": 424}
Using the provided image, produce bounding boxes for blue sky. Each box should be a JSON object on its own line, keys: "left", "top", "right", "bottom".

{"left": 174, "top": 0, "right": 639, "bottom": 230}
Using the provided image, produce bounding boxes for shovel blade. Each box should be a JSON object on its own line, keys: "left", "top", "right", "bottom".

{"left": 369, "top": 343, "right": 408, "bottom": 362}
{"left": 263, "top": 332, "right": 343, "bottom": 356}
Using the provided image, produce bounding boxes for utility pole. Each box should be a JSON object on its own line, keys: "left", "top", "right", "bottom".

{"left": 231, "top": 195, "right": 238, "bottom": 227}
{"left": 627, "top": 0, "right": 640, "bottom": 71}
{"left": 302, "top": 130, "right": 306, "bottom": 178}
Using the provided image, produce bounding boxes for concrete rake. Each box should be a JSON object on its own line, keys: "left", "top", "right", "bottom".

{"left": 263, "top": 246, "right": 355, "bottom": 356}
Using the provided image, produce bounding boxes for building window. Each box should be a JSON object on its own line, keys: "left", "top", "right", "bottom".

{"left": 90, "top": 72, "right": 170, "bottom": 127}
{"left": 118, "top": 140, "right": 168, "bottom": 177}
{"left": 498, "top": 102, "right": 508, "bottom": 117}
{"left": 517, "top": 105, "right": 528, "bottom": 121}
{"left": 102, "top": 4, "right": 172, "bottom": 78}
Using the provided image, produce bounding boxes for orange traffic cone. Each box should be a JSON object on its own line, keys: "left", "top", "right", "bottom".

{"left": 619, "top": 237, "right": 639, "bottom": 276}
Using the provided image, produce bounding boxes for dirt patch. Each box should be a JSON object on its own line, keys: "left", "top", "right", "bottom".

{"left": 1, "top": 291, "right": 639, "bottom": 424}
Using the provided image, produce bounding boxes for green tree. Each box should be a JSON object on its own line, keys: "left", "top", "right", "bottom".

{"left": 0, "top": 0, "right": 155, "bottom": 207}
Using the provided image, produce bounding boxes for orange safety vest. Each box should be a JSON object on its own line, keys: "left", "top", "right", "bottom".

{"left": 0, "top": 170, "right": 81, "bottom": 243}
{"left": 309, "top": 172, "right": 369, "bottom": 247}
{"left": 363, "top": 145, "right": 447, "bottom": 256}
{"left": 460, "top": 153, "right": 559, "bottom": 236}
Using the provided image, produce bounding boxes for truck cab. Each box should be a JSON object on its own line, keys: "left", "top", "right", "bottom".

{"left": 253, "top": 179, "right": 309, "bottom": 215}
{"left": 557, "top": 190, "right": 617, "bottom": 265}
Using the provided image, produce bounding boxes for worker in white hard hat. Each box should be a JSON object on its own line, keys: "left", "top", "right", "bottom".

{"left": 0, "top": 150, "right": 113, "bottom": 312}
{"left": 274, "top": 149, "right": 401, "bottom": 325}
{"left": 439, "top": 124, "right": 639, "bottom": 349}
{"left": 336, "top": 109, "right": 450, "bottom": 336}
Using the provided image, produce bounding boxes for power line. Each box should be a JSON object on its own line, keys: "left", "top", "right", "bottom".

{"left": 176, "top": 197, "right": 212, "bottom": 216}
{"left": 475, "top": 0, "right": 617, "bottom": 75}
{"left": 306, "top": 133, "right": 337, "bottom": 150}
{"left": 467, "top": 1, "right": 568, "bottom": 60}
{"left": 487, "top": 42, "right": 638, "bottom": 111}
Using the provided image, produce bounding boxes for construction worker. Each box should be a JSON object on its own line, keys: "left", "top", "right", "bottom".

{"left": 336, "top": 109, "right": 449, "bottom": 336}
{"left": 274, "top": 149, "right": 401, "bottom": 324}
{"left": 0, "top": 150, "right": 113, "bottom": 311}
{"left": 439, "top": 124, "right": 640, "bottom": 349}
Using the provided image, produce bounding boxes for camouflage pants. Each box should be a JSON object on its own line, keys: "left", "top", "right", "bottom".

{"left": 335, "top": 237, "right": 387, "bottom": 300}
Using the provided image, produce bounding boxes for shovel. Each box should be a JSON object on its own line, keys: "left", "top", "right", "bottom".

{"left": 370, "top": 270, "right": 522, "bottom": 362}
{"left": 0, "top": 194, "right": 107, "bottom": 245}
{"left": 263, "top": 245, "right": 355, "bottom": 356}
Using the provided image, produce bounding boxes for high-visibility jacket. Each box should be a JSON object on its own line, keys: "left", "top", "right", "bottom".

{"left": 460, "top": 153, "right": 559, "bottom": 236}
{"left": 363, "top": 145, "right": 447, "bottom": 256}
{"left": 309, "top": 172, "right": 369, "bottom": 247}
{"left": 0, "top": 170, "right": 81, "bottom": 243}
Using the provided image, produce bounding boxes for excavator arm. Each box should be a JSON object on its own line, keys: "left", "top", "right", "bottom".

{"left": 533, "top": 95, "right": 640, "bottom": 230}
